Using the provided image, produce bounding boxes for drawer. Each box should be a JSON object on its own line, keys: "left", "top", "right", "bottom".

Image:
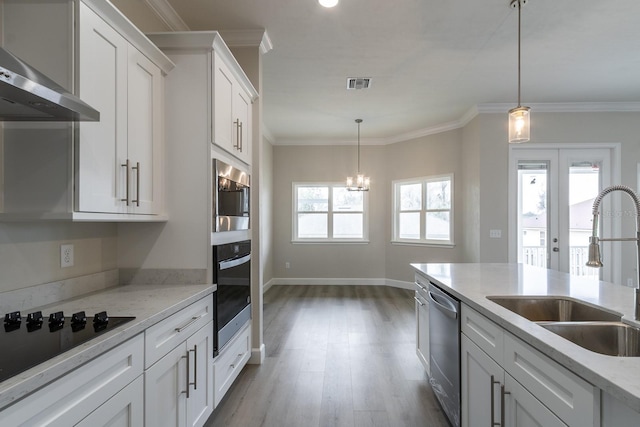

{"left": 503, "top": 332, "right": 598, "bottom": 427}
{"left": 145, "top": 295, "right": 213, "bottom": 368}
{"left": 213, "top": 321, "right": 251, "bottom": 406}
{"left": 2, "top": 334, "right": 143, "bottom": 427}
{"left": 461, "top": 304, "right": 504, "bottom": 364}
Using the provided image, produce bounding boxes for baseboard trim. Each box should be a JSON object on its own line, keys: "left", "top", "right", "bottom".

{"left": 266, "top": 277, "right": 414, "bottom": 290}
{"left": 263, "top": 278, "right": 275, "bottom": 294}
{"left": 249, "top": 343, "right": 265, "bottom": 365}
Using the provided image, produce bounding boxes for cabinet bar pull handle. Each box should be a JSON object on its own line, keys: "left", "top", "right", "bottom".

{"left": 414, "top": 296, "right": 425, "bottom": 306}
{"left": 414, "top": 281, "right": 428, "bottom": 292}
{"left": 230, "top": 352, "right": 244, "bottom": 369}
{"left": 500, "top": 384, "right": 510, "bottom": 427}
{"left": 491, "top": 375, "right": 501, "bottom": 426}
{"left": 121, "top": 159, "right": 130, "bottom": 205}
{"left": 131, "top": 162, "right": 140, "bottom": 207}
{"left": 182, "top": 353, "right": 190, "bottom": 399}
{"left": 239, "top": 121, "right": 243, "bottom": 152}
{"left": 234, "top": 119, "right": 240, "bottom": 150}
{"left": 175, "top": 316, "right": 200, "bottom": 333}
{"left": 191, "top": 345, "right": 198, "bottom": 390}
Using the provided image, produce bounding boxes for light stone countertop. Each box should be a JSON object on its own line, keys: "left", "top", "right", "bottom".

{"left": 0, "top": 283, "right": 215, "bottom": 410}
{"left": 411, "top": 262, "right": 640, "bottom": 413}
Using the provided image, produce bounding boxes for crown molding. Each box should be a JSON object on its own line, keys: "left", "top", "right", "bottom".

{"left": 219, "top": 30, "right": 273, "bottom": 55}
{"left": 272, "top": 102, "right": 640, "bottom": 146}
{"left": 143, "top": 0, "right": 190, "bottom": 31}
{"left": 477, "top": 102, "right": 640, "bottom": 113}
{"left": 262, "top": 125, "right": 275, "bottom": 144}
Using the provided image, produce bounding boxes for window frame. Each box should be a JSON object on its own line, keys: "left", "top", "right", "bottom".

{"left": 392, "top": 173, "right": 454, "bottom": 247}
{"left": 292, "top": 182, "right": 369, "bottom": 243}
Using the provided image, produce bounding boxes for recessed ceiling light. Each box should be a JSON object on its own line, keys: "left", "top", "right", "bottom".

{"left": 319, "top": 0, "right": 339, "bottom": 8}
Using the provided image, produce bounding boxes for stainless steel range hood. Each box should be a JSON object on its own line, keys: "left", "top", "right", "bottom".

{"left": 0, "top": 47, "right": 99, "bottom": 121}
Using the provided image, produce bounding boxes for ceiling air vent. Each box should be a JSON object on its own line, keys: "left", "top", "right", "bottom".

{"left": 346, "top": 77, "right": 371, "bottom": 90}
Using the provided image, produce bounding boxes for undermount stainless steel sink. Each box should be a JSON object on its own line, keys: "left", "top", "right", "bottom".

{"left": 487, "top": 296, "right": 622, "bottom": 322}
{"left": 539, "top": 322, "right": 640, "bottom": 357}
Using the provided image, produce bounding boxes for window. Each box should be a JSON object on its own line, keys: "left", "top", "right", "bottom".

{"left": 293, "top": 183, "right": 368, "bottom": 242}
{"left": 393, "top": 174, "right": 453, "bottom": 245}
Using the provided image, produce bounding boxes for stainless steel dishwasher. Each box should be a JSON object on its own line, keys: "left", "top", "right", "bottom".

{"left": 428, "top": 281, "right": 461, "bottom": 427}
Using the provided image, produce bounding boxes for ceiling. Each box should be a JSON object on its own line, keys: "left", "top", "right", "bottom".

{"left": 163, "top": 0, "right": 640, "bottom": 144}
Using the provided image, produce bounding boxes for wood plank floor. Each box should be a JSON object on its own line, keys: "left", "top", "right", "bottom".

{"left": 204, "top": 285, "right": 450, "bottom": 427}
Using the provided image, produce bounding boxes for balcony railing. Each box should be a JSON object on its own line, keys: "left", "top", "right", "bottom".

{"left": 522, "top": 246, "right": 599, "bottom": 280}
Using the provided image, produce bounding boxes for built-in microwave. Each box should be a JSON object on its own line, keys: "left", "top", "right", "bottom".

{"left": 213, "top": 159, "right": 250, "bottom": 232}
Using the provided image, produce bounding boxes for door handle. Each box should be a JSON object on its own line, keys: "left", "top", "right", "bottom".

{"left": 121, "top": 159, "right": 130, "bottom": 205}
{"left": 234, "top": 119, "right": 241, "bottom": 150}
{"left": 500, "top": 384, "right": 511, "bottom": 426}
{"left": 553, "top": 247, "right": 559, "bottom": 252}
{"left": 131, "top": 162, "right": 140, "bottom": 207}
{"left": 491, "top": 375, "right": 501, "bottom": 426}
{"left": 427, "top": 290, "right": 458, "bottom": 319}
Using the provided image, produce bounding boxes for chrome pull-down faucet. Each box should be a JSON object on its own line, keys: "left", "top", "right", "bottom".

{"left": 587, "top": 185, "right": 640, "bottom": 320}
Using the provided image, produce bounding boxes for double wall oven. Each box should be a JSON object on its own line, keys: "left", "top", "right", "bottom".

{"left": 211, "top": 159, "right": 252, "bottom": 356}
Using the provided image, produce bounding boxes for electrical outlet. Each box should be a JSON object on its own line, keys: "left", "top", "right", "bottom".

{"left": 489, "top": 229, "right": 502, "bottom": 238}
{"left": 61, "top": 244, "right": 74, "bottom": 268}
{"left": 285, "top": 262, "right": 290, "bottom": 269}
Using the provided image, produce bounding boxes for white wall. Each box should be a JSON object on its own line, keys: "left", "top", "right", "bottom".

{"left": 0, "top": 222, "right": 117, "bottom": 293}
{"left": 272, "top": 128, "right": 466, "bottom": 284}
{"left": 468, "top": 112, "right": 640, "bottom": 285}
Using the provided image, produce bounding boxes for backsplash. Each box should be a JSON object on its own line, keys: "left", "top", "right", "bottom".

{"left": 119, "top": 268, "right": 207, "bottom": 286}
{"left": 0, "top": 269, "right": 118, "bottom": 313}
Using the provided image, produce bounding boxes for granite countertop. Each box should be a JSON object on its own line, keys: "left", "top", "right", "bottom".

{"left": 411, "top": 262, "right": 640, "bottom": 413}
{"left": 0, "top": 283, "right": 215, "bottom": 410}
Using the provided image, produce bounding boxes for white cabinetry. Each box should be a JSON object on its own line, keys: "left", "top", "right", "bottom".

{"left": 461, "top": 304, "right": 597, "bottom": 427}
{"left": 212, "top": 55, "right": 252, "bottom": 164}
{"left": 0, "top": 0, "right": 173, "bottom": 221}
{"left": 414, "top": 273, "right": 429, "bottom": 374}
{"left": 213, "top": 322, "right": 251, "bottom": 406}
{"left": 77, "top": 2, "right": 164, "bottom": 215}
{"left": 144, "top": 297, "right": 214, "bottom": 427}
{"left": 0, "top": 334, "right": 144, "bottom": 426}
{"left": 148, "top": 32, "right": 258, "bottom": 167}
{"left": 76, "top": 376, "right": 144, "bottom": 427}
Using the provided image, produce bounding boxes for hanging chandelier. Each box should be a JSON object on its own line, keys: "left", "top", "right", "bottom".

{"left": 346, "top": 119, "right": 370, "bottom": 191}
{"left": 508, "top": 0, "right": 531, "bottom": 143}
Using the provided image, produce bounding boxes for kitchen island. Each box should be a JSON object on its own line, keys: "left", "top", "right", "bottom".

{"left": 412, "top": 262, "right": 640, "bottom": 425}
{"left": 0, "top": 282, "right": 214, "bottom": 415}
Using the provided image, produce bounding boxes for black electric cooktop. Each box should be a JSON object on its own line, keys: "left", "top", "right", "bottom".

{"left": 0, "top": 310, "right": 135, "bottom": 383}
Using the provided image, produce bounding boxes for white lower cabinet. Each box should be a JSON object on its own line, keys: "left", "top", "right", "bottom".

{"left": 213, "top": 322, "right": 251, "bottom": 407}
{"left": 76, "top": 375, "right": 144, "bottom": 427}
{"left": 461, "top": 304, "right": 597, "bottom": 427}
{"left": 462, "top": 335, "right": 564, "bottom": 427}
{"left": 0, "top": 334, "right": 144, "bottom": 426}
{"left": 414, "top": 284, "right": 429, "bottom": 374}
{"left": 144, "top": 321, "right": 214, "bottom": 427}
{"left": 143, "top": 296, "right": 214, "bottom": 427}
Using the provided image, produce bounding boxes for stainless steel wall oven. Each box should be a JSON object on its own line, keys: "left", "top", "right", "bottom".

{"left": 212, "top": 240, "right": 251, "bottom": 356}
{"left": 213, "top": 159, "right": 250, "bottom": 232}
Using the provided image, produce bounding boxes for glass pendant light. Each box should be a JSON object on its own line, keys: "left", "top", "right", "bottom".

{"left": 508, "top": 0, "right": 531, "bottom": 143}
{"left": 346, "top": 119, "right": 370, "bottom": 191}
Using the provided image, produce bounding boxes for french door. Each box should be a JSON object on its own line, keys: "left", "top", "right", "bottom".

{"left": 509, "top": 146, "right": 617, "bottom": 282}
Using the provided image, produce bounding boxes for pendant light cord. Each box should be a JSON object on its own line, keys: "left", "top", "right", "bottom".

{"left": 357, "top": 120, "right": 361, "bottom": 174}
{"left": 517, "top": 0, "right": 522, "bottom": 108}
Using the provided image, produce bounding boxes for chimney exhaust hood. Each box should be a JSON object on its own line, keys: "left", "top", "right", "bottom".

{"left": 0, "top": 47, "right": 99, "bottom": 122}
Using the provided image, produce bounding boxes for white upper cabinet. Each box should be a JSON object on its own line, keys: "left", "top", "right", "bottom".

{"left": 149, "top": 31, "right": 258, "bottom": 167}
{"left": 0, "top": 0, "right": 173, "bottom": 221}
{"left": 213, "top": 52, "right": 253, "bottom": 164}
